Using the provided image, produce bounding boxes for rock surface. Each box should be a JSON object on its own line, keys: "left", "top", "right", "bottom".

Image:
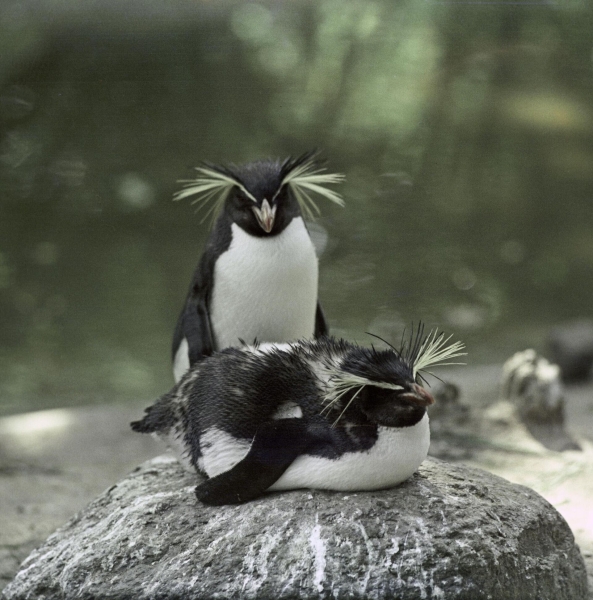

{"left": 3, "top": 455, "right": 588, "bottom": 600}
{"left": 0, "top": 404, "right": 160, "bottom": 592}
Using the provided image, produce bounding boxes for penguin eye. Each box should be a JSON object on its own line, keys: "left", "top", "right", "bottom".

{"left": 234, "top": 190, "right": 256, "bottom": 207}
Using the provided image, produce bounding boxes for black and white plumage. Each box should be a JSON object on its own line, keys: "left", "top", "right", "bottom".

{"left": 171, "top": 152, "right": 344, "bottom": 382}
{"left": 132, "top": 330, "right": 465, "bottom": 505}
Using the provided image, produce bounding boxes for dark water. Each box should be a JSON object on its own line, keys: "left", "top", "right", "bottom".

{"left": 1, "top": 0, "right": 592, "bottom": 415}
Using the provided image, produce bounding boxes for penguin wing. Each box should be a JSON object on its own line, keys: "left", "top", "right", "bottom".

{"left": 172, "top": 254, "right": 216, "bottom": 375}
{"left": 195, "top": 417, "right": 325, "bottom": 505}
{"left": 314, "top": 302, "right": 329, "bottom": 337}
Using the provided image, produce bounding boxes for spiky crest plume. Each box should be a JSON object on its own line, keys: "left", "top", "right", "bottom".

{"left": 319, "top": 326, "right": 466, "bottom": 426}
{"left": 410, "top": 328, "right": 466, "bottom": 378}
{"left": 173, "top": 165, "right": 257, "bottom": 225}
{"left": 172, "top": 151, "right": 344, "bottom": 225}
{"left": 279, "top": 151, "right": 345, "bottom": 221}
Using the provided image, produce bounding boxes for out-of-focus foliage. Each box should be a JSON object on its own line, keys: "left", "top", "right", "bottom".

{"left": 1, "top": 0, "right": 592, "bottom": 414}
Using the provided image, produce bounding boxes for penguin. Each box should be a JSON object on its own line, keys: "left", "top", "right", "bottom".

{"left": 131, "top": 327, "right": 465, "bottom": 505}
{"left": 171, "top": 151, "right": 345, "bottom": 382}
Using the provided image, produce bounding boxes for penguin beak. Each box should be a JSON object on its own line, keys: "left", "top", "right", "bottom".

{"left": 252, "top": 199, "right": 277, "bottom": 233}
{"left": 398, "top": 383, "right": 435, "bottom": 407}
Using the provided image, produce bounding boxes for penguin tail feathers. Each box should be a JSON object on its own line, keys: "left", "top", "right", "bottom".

{"left": 130, "top": 416, "right": 154, "bottom": 434}
{"left": 130, "top": 392, "right": 178, "bottom": 434}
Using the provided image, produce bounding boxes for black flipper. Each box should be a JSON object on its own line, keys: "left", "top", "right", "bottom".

{"left": 173, "top": 290, "right": 214, "bottom": 365}
{"left": 172, "top": 218, "right": 234, "bottom": 370}
{"left": 195, "top": 418, "right": 314, "bottom": 505}
{"left": 314, "top": 301, "right": 329, "bottom": 338}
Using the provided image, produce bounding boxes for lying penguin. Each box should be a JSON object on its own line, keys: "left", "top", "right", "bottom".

{"left": 131, "top": 330, "right": 465, "bottom": 505}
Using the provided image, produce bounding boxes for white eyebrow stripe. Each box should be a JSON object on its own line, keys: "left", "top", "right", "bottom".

{"left": 240, "top": 186, "right": 258, "bottom": 203}
{"left": 271, "top": 186, "right": 282, "bottom": 202}
{"left": 173, "top": 166, "right": 260, "bottom": 225}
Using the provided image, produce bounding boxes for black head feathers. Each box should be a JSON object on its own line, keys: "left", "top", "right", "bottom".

{"left": 173, "top": 150, "right": 345, "bottom": 227}
{"left": 315, "top": 328, "right": 465, "bottom": 426}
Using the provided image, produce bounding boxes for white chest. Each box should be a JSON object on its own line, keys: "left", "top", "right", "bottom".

{"left": 195, "top": 413, "right": 430, "bottom": 493}
{"left": 270, "top": 413, "right": 430, "bottom": 492}
{"left": 210, "top": 217, "right": 319, "bottom": 350}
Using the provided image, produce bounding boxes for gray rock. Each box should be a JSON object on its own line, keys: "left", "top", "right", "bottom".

{"left": 548, "top": 320, "right": 593, "bottom": 382}
{"left": 430, "top": 382, "right": 467, "bottom": 423}
{"left": 501, "top": 350, "right": 581, "bottom": 452}
{"left": 0, "top": 404, "right": 160, "bottom": 592}
{"left": 428, "top": 382, "right": 475, "bottom": 461}
{"left": 3, "top": 455, "right": 588, "bottom": 600}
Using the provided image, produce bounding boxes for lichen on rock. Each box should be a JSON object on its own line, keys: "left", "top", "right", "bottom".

{"left": 2, "top": 455, "right": 588, "bottom": 600}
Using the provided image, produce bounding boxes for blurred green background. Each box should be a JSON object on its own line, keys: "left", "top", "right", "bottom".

{"left": 1, "top": 0, "right": 592, "bottom": 416}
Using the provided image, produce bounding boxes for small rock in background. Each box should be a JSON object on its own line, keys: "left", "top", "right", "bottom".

{"left": 501, "top": 349, "right": 581, "bottom": 452}
{"left": 548, "top": 320, "right": 593, "bottom": 382}
{"left": 430, "top": 381, "right": 469, "bottom": 423}
{"left": 428, "top": 382, "right": 475, "bottom": 460}
{"left": 502, "top": 349, "right": 563, "bottom": 421}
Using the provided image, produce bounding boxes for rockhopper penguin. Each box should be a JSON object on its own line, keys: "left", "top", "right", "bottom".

{"left": 132, "top": 328, "right": 465, "bottom": 505}
{"left": 171, "top": 152, "right": 344, "bottom": 382}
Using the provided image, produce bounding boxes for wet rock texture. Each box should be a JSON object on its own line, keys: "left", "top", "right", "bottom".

{"left": 3, "top": 456, "right": 588, "bottom": 600}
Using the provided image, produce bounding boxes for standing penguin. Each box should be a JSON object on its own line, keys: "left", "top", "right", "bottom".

{"left": 171, "top": 151, "right": 344, "bottom": 382}
{"left": 132, "top": 328, "right": 465, "bottom": 505}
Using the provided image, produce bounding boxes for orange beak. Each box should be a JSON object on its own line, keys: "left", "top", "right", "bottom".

{"left": 399, "top": 383, "right": 435, "bottom": 407}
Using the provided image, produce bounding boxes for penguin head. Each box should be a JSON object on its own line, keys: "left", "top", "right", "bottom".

{"left": 220, "top": 158, "right": 300, "bottom": 237}
{"left": 336, "top": 347, "right": 435, "bottom": 428}
{"left": 173, "top": 151, "right": 344, "bottom": 235}
{"left": 320, "top": 329, "right": 466, "bottom": 429}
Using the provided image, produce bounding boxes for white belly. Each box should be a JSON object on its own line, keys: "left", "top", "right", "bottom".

{"left": 196, "top": 413, "right": 430, "bottom": 493}
{"left": 270, "top": 413, "right": 430, "bottom": 492}
{"left": 210, "top": 217, "right": 319, "bottom": 350}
